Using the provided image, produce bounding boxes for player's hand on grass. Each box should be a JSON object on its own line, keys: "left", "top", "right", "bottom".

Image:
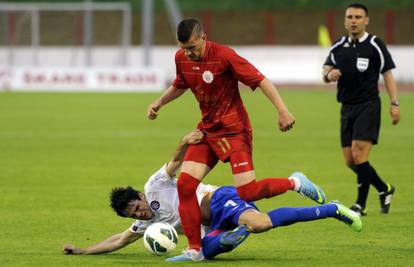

{"left": 278, "top": 110, "right": 295, "bottom": 132}
{"left": 390, "top": 106, "right": 400, "bottom": 125}
{"left": 147, "top": 101, "right": 162, "bottom": 120}
{"left": 63, "top": 244, "right": 84, "bottom": 255}
{"left": 183, "top": 130, "right": 204, "bottom": 144}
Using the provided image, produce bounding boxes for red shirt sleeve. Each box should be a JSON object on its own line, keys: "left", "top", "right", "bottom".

{"left": 222, "top": 47, "right": 265, "bottom": 90}
{"left": 172, "top": 51, "right": 190, "bottom": 89}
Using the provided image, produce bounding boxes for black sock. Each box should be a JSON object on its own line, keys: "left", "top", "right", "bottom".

{"left": 368, "top": 162, "right": 388, "bottom": 192}
{"left": 355, "top": 162, "right": 372, "bottom": 208}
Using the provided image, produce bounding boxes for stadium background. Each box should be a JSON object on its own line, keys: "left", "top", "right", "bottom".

{"left": 2, "top": 0, "right": 414, "bottom": 45}
{"left": 1, "top": 1, "right": 413, "bottom": 266}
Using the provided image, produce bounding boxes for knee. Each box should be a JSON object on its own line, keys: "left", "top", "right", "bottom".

{"left": 247, "top": 216, "right": 272, "bottom": 233}
{"left": 351, "top": 148, "right": 364, "bottom": 164}
{"left": 177, "top": 173, "right": 199, "bottom": 196}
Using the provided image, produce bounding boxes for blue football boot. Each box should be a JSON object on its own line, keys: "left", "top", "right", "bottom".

{"left": 290, "top": 172, "right": 326, "bottom": 204}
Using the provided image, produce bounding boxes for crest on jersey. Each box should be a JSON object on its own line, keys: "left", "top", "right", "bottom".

{"left": 356, "top": 57, "right": 369, "bottom": 72}
{"left": 202, "top": 70, "right": 214, "bottom": 84}
{"left": 150, "top": 201, "right": 160, "bottom": 210}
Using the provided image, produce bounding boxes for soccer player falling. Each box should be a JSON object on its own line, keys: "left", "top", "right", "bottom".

{"left": 147, "top": 19, "right": 322, "bottom": 261}
{"left": 63, "top": 130, "right": 362, "bottom": 259}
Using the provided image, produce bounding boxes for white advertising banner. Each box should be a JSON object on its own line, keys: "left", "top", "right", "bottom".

{"left": 0, "top": 67, "right": 165, "bottom": 92}
{"left": 1, "top": 46, "right": 413, "bottom": 89}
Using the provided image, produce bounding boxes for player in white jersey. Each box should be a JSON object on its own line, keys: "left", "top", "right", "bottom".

{"left": 63, "top": 130, "right": 207, "bottom": 255}
{"left": 63, "top": 130, "right": 362, "bottom": 260}
{"left": 115, "top": 163, "right": 217, "bottom": 237}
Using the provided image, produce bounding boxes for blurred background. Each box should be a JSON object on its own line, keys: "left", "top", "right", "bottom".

{"left": 0, "top": 0, "right": 413, "bottom": 91}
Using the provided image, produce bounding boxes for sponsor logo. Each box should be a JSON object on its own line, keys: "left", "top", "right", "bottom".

{"left": 316, "top": 190, "right": 324, "bottom": 204}
{"left": 150, "top": 200, "right": 160, "bottom": 210}
{"left": 202, "top": 70, "right": 214, "bottom": 84}
{"left": 192, "top": 66, "right": 200, "bottom": 70}
{"left": 233, "top": 161, "right": 248, "bottom": 168}
{"left": 131, "top": 221, "right": 143, "bottom": 232}
{"left": 343, "top": 42, "right": 350, "bottom": 48}
{"left": 0, "top": 67, "right": 165, "bottom": 92}
{"left": 385, "top": 195, "right": 392, "bottom": 205}
{"left": 356, "top": 57, "right": 369, "bottom": 72}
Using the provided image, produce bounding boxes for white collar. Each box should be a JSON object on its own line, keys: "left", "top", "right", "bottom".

{"left": 348, "top": 32, "right": 369, "bottom": 43}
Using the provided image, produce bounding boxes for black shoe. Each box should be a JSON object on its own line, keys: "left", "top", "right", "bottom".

{"left": 350, "top": 203, "right": 367, "bottom": 216}
{"left": 379, "top": 184, "right": 395, "bottom": 214}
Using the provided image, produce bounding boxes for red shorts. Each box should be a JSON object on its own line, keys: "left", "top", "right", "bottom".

{"left": 183, "top": 131, "right": 254, "bottom": 174}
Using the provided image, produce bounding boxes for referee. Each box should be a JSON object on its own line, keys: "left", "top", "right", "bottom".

{"left": 322, "top": 3, "right": 400, "bottom": 216}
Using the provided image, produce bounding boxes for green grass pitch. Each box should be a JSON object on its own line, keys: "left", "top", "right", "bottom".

{"left": 1, "top": 90, "right": 413, "bottom": 267}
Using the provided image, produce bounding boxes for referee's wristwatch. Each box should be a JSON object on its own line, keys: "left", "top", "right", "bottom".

{"left": 391, "top": 100, "right": 400, "bottom": 107}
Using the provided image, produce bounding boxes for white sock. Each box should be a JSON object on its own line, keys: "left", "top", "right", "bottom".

{"left": 289, "top": 177, "right": 301, "bottom": 191}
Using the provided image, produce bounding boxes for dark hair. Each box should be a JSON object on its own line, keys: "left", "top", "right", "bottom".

{"left": 110, "top": 186, "right": 141, "bottom": 217}
{"left": 347, "top": 3, "right": 369, "bottom": 16}
{"left": 177, "top": 18, "right": 203, "bottom": 43}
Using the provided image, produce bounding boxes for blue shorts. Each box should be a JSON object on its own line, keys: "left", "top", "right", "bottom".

{"left": 209, "top": 186, "right": 258, "bottom": 231}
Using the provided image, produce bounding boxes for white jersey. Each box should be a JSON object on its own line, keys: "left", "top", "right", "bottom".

{"left": 129, "top": 164, "right": 218, "bottom": 235}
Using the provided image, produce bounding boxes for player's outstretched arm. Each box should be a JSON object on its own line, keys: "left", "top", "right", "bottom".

{"left": 165, "top": 129, "right": 204, "bottom": 177}
{"left": 258, "top": 78, "right": 295, "bottom": 132}
{"left": 382, "top": 70, "right": 400, "bottom": 125}
{"left": 147, "top": 85, "right": 187, "bottom": 120}
{"left": 63, "top": 228, "right": 142, "bottom": 255}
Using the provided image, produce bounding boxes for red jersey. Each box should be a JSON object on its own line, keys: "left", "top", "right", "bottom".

{"left": 172, "top": 41, "right": 265, "bottom": 135}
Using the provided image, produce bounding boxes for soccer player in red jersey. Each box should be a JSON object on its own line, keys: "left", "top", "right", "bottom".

{"left": 147, "top": 19, "right": 325, "bottom": 261}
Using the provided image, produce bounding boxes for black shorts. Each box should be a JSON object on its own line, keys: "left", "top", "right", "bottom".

{"left": 340, "top": 99, "right": 381, "bottom": 147}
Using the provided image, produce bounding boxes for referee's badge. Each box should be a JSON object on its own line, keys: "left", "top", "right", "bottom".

{"left": 356, "top": 57, "right": 369, "bottom": 72}
{"left": 202, "top": 70, "right": 214, "bottom": 84}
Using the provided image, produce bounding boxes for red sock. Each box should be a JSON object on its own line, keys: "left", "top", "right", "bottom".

{"left": 237, "top": 178, "right": 295, "bottom": 202}
{"left": 177, "top": 172, "right": 202, "bottom": 250}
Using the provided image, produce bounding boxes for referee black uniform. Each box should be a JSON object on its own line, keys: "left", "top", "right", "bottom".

{"left": 323, "top": 32, "right": 397, "bottom": 215}
{"left": 324, "top": 32, "right": 395, "bottom": 146}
